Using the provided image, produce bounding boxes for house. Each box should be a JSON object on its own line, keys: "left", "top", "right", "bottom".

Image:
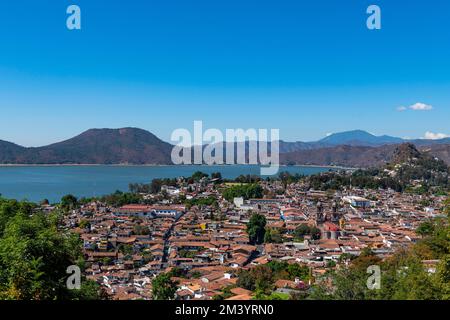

{"left": 343, "top": 196, "right": 371, "bottom": 208}
{"left": 115, "top": 205, "right": 185, "bottom": 219}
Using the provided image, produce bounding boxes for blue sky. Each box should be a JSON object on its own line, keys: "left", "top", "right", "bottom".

{"left": 0, "top": 0, "right": 449, "bottom": 146}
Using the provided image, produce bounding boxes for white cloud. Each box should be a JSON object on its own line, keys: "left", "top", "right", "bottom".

{"left": 409, "top": 102, "right": 433, "bottom": 111}
{"left": 423, "top": 131, "right": 449, "bottom": 140}
{"left": 397, "top": 102, "right": 433, "bottom": 112}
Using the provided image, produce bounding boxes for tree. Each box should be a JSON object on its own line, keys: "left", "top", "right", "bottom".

{"left": 236, "top": 269, "right": 256, "bottom": 291}
{"left": 222, "top": 184, "right": 263, "bottom": 202}
{"left": 78, "top": 219, "right": 90, "bottom": 229}
{"left": 327, "top": 260, "right": 337, "bottom": 268}
{"left": 294, "top": 224, "right": 311, "bottom": 239}
{"left": 150, "top": 179, "right": 163, "bottom": 194}
{"left": 61, "top": 194, "right": 78, "bottom": 210}
{"left": 71, "top": 279, "right": 108, "bottom": 300}
{"left": 237, "top": 265, "right": 272, "bottom": 293}
{"left": 294, "top": 224, "right": 321, "bottom": 240}
{"left": 118, "top": 244, "right": 134, "bottom": 255}
{"left": 133, "top": 224, "right": 150, "bottom": 235}
{"left": 445, "top": 198, "right": 450, "bottom": 216}
{"left": 330, "top": 267, "right": 370, "bottom": 300}
{"left": 264, "top": 228, "right": 283, "bottom": 243}
{"left": 191, "top": 171, "right": 208, "bottom": 182}
{"left": 151, "top": 272, "right": 178, "bottom": 300}
{"left": 433, "top": 256, "right": 450, "bottom": 299}
{"left": 416, "top": 220, "right": 435, "bottom": 237}
{"left": 213, "top": 285, "right": 234, "bottom": 300}
{"left": 100, "top": 190, "right": 143, "bottom": 207}
{"left": 0, "top": 198, "right": 101, "bottom": 300}
{"left": 211, "top": 172, "right": 222, "bottom": 182}
{"left": 246, "top": 213, "right": 266, "bottom": 244}
{"left": 310, "top": 226, "right": 321, "bottom": 240}
{"left": 287, "top": 263, "right": 310, "bottom": 281}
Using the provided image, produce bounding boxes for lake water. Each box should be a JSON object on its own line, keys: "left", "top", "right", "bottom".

{"left": 0, "top": 165, "right": 334, "bottom": 203}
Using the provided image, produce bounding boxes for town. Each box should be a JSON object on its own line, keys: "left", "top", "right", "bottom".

{"left": 57, "top": 163, "right": 448, "bottom": 300}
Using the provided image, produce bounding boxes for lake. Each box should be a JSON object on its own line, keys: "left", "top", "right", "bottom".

{"left": 0, "top": 165, "right": 335, "bottom": 203}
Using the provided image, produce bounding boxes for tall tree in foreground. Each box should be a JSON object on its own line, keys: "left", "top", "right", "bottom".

{"left": 0, "top": 198, "right": 102, "bottom": 300}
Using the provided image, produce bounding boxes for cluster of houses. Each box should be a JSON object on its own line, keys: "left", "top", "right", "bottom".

{"left": 61, "top": 176, "right": 447, "bottom": 300}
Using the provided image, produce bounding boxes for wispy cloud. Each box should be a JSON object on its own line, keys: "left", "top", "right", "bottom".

{"left": 410, "top": 102, "right": 433, "bottom": 110}
{"left": 398, "top": 102, "right": 433, "bottom": 112}
{"left": 423, "top": 131, "right": 449, "bottom": 140}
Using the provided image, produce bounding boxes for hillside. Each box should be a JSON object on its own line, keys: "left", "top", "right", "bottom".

{"left": 280, "top": 143, "right": 450, "bottom": 168}
{"left": 306, "top": 144, "right": 449, "bottom": 192}
{"left": 1, "top": 128, "right": 450, "bottom": 167}
{"left": 387, "top": 143, "right": 449, "bottom": 188}
{"left": 0, "top": 128, "right": 173, "bottom": 165}
{"left": 421, "top": 144, "right": 450, "bottom": 164}
{"left": 0, "top": 140, "right": 27, "bottom": 163}
{"left": 280, "top": 144, "right": 399, "bottom": 167}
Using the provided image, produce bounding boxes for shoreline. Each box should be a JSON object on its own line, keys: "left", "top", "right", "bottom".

{"left": 0, "top": 163, "right": 355, "bottom": 170}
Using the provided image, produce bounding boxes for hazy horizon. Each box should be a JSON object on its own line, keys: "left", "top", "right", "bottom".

{"left": 0, "top": 126, "right": 448, "bottom": 148}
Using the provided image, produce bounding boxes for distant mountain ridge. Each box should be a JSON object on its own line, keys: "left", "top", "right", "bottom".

{"left": 318, "top": 130, "right": 404, "bottom": 146}
{"left": 279, "top": 129, "right": 450, "bottom": 152}
{"left": 0, "top": 128, "right": 450, "bottom": 167}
